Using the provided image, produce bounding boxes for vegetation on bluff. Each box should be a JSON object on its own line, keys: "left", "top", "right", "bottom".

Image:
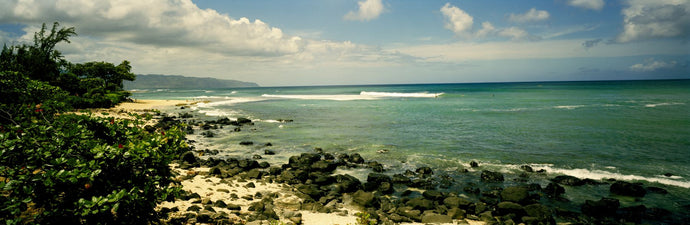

{"left": 1, "top": 22, "right": 187, "bottom": 224}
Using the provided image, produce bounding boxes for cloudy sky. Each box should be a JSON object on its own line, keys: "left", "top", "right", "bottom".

{"left": 0, "top": 0, "right": 688, "bottom": 86}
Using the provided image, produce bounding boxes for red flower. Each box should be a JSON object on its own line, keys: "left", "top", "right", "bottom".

{"left": 34, "top": 109, "right": 43, "bottom": 112}
{"left": 110, "top": 119, "right": 115, "bottom": 124}
{"left": 118, "top": 144, "right": 123, "bottom": 149}
{"left": 161, "top": 131, "right": 165, "bottom": 135}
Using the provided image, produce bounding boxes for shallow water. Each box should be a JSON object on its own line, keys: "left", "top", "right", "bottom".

{"left": 134, "top": 79, "right": 690, "bottom": 212}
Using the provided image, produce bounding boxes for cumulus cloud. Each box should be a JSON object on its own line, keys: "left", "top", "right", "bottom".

{"left": 566, "top": 0, "right": 605, "bottom": 11}
{"left": 617, "top": 0, "right": 690, "bottom": 43}
{"left": 475, "top": 22, "right": 496, "bottom": 38}
{"left": 508, "top": 8, "right": 550, "bottom": 23}
{"left": 630, "top": 58, "right": 677, "bottom": 72}
{"left": 0, "top": 0, "right": 304, "bottom": 56}
{"left": 440, "top": 3, "right": 474, "bottom": 37}
{"left": 344, "top": 0, "right": 385, "bottom": 21}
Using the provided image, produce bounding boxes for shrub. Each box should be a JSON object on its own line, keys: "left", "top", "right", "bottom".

{"left": 0, "top": 112, "right": 188, "bottom": 224}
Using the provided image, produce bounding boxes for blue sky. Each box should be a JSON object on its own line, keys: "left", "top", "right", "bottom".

{"left": 0, "top": 0, "right": 688, "bottom": 86}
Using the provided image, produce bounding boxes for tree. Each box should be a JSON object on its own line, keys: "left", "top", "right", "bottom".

{"left": 70, "top": 61, "right": 136, "bottom": 91}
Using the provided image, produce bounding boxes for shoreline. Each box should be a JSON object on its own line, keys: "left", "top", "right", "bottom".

{"left": 100, "top": 99, "right": 687, "bottom": 224}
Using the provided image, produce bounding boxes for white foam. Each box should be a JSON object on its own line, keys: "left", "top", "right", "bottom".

{"left": 197, "top": 109, "right": 235, "bottom": 117}
{"left": 360, "top": 91, "right": 444, "bottom": 98}
{"left": 196, "top": 97, "right": 266, "bottom": 107}
{"left": 644, "top": 102, "right": 684, "bottom": 108}
{"left": 531, "top": 165, "right": 690, "bottom": 188}
{"left": 554, "top": 105, "right": 585, "bottom": 109}
{"left": 262, "top": 94, "right": 379, "bottom": 101}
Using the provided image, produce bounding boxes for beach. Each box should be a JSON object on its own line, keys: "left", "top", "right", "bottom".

{"left": 110, "top": 82, "right": 690, "bottom": 224}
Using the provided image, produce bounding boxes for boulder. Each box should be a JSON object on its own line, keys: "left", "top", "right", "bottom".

{"left": 297, "top": 184, "right": 324, "bottom": 200}
{"left": 406, "top": 197, "right": 436, "bottom": 210}
{"left": 523, "top": 203, "right": 554, "bottom": 224}
{"left": 422, "top": 190, "right": 444, "bottom": 201}
{"left": 470, "top": 161, "right": 479, "bottom": 168}
{"left": 392, "top": 174, "right": 411, "bottom": 185}
{"left": 496, "top": 201, "right": 525, "bottom": 217}
{"left": 619, "top": 205, "right": 646, "bottom": 223}
{"left": 264, "top": 149, "right": 276, "bottom": 155}
{"left": 351, "top": 190, "right": 376, "bottom": 207}
{"left": 396, "top": 207, "right": 422, "bottom": 221}
{"left": 334, "top": 174, "right": 362, "bottom": 193}
{"left": 421, "top": 212, "right": 452, "bottom": 223}
{"left": 543, "top": 182, "right": 565, "bottom": 198}
{"left": 239, "top": 141, "right": 253, "bottom": 145}
{"left": 443, "top": 196, "right": 472, "bottom": 209}
{"left": 581, "top": 197, "right": 619, "bottom": 218}
{"left": 180, "top": 151, "right": 198, "bottom": 164}
{"left": 311, "top": 160, "right": 337, "bottom": 172}
{"left": 610, "top": 181, "right": 646, "bottom": 197}
{"left": 480, "top": 170, "right": 504, "bottom": 182}
{"left": 348, "top": 153, "right": 365, "bottom": 164}
{"left": 415, "top": 166, "right": 434, "bottom": 177}
{"left": 520, "top": 165, "right": 534, "bottom": 172}
{"left": 552, "top": 175, "right": 585, "bottom": 186}
{"left": 501, "top": 186, "right": 530, "bottom": 203}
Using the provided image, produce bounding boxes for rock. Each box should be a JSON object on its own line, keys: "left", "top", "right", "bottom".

{"left": 264, "top": 149, "right": 276, "bottom": 155}
{"left": 447, "top": 207, "right": 466, "bottom": 219}
{"left": 243, "top": 169, "right": 263, "bottom": 179}
{"left": 278, "top": 170, "right": 308, "bottom": 184}
{"left": 543, "top": 182, "right": 565, "bottom": 198}
{"left": 523, "top": 203, "right": 554, "bottom": 223}
{"left": 480, "top": 170, "right": 504, "bottom": 182}
{"left": 348, "top": 153, "right": 365, "bottom": 164}
{"left": 238, "top": 159, "right": 259, "bottom": 170}
{"left": 367, "top": 161, "right": 384, "bottom": 172}
{"left": 645, "top": 207, "right": 671, "bottom": 220}
{"left": 213, "top": 200, "right": 227, "bottom": 208}
{"left": 334, "top": 174, "right": 362, "bottom": 193}
{"left": 396, "top": 207, "right": 422, "bottom": 221}
{"left": 310, "top": 160, "right": 337, "bottom": 172}
{"left": 239, "top": 141, "right": 253, "bottom": 146}
{"left": 392, "top": 174, "right": 411, "bottom": 185}
{"left": 209, "top": 166, "right": 223, "bottom": 175}
{"left": 237, "top": 117, "right": 252, "bottom": 124}
{"left": 406, "top": 197, "right": 436, "bottom": 210}
{"left": 610, "top": 181, "right": 646, "bottom": 197}
{"left": 470, "top": 161, "right": 479, "bottom": 168}
{"left": 421, "top": 212, "right": 452, "bottom": 223}
{"left": 187, "top": 205, "right": 202, "bottom": 212}
{"left": 646, "top": 186, "right": 668, "bottom": 194}
{"left": 619, "top": 205, "right": 646, "bottom": 223}
{"left": 501, "top": 186, "right": 530, "bottom": 204}
{"left": 422, "top": 190, "right": 444, "bottom": 201}
{"left": 581, "top": 197, "right": 619, "bottom": 218}
{"left": 520, "top": 165, "right": 534, "bottom": 172}
{"left": 351, "top": 190, "right": 376, "bottom": 207}
{"left": 252, "top": 154, "right": 262, "bottom": 159}
{"left": 496, "top": 201, "right": 525, "bottom": 216}
{"left": 443, "top": 196, "right": 472, "bottom": 209}
{"left": 297, "top": 184, "right": 323, "bottom": 200}
{"left": 180, "top": 151, "right": 198, "bottom": 164}
{"left": 415, "top": 166, "right": 434, "bottom": 177}
{"left": 552, "top": 175, "right": 585, "bottom": 186}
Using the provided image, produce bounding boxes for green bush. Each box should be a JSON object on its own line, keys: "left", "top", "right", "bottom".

{"left": 0, "top": 112, "right": 188, "bottom": 224}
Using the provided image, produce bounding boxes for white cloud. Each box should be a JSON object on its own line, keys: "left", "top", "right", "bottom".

{"left": 630, "top": 58, "right": 677, "bottom": 72}
{"left": 0, "top": 0, "right": 304, "bottom": 56}
{"left": 344, "top": 0, "right": 385, "bottom": 22}
{"left": 566, "top": 0, "right": 605, "bottom": 11}
{"left": 440, "top": 3, "right": 474, "bottom": 37}
{"left": 509, "top": 8, "right": 550, "bottom": 23}
{"left": 498, "top": 27, "right": 529, "bottom": 40}
{"left": 617, "top": 0, "right": 690, "bottom": 42}
{"left": 475, "top": 22, "right": 496, "bottom": 38}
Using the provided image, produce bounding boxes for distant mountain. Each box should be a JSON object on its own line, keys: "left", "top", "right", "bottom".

{"left": 124, "top": 74, "right": 259, "bottom": 89}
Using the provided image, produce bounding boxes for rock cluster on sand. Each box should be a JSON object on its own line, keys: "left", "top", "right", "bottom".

{"left": 153, "top": 111, "right": 685, "bottom": 225}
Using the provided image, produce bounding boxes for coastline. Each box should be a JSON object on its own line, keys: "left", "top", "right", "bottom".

{"left": 100, "top": 99, "right": 686, "bottom": 225}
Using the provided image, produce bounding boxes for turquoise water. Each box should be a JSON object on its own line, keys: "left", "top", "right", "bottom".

{"left": 132, "top": 80, "right": 690, "bottom": 209}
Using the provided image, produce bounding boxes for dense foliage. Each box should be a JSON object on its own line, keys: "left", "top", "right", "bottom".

{"left": 1, "top": 22, "right": 187, "bottom": 224}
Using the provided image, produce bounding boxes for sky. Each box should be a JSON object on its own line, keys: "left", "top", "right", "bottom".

{"left": 0, "top": 0, "right": 688, "bottom": 86}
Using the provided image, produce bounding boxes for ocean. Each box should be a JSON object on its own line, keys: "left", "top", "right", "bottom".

{"left": 131, "top": 79, "right": 690, "bottom": 212}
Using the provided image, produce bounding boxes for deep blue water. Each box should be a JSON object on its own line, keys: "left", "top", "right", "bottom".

{"left": 132, "top": 79, "right": 690, "bottom": 211}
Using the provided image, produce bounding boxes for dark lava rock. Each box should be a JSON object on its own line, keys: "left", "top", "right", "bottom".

{"left": 351, "top": 190, "right": 377, "bottom": 207}
{"left": 543, "top": 182, "right": 565, "bottom": 198}
{"left": 237, "top": 117, "right": 252, "bottom": 124}
{"left": 480, "top": 170, "right": 504, "bottom": 182}
{"left": 310, "top": 160, "right": 337, "bottom": 172}
{"left": 334, "top": 174, "right": 362, "bottom": 193}
{"left": 610, "top": 181, "right": 646, "bottom": 197}
{"left": 264, "top": 149, "right": 276, "bottom": 155}
{"left": 443, "top": 196, "right": 472, "bottom": 209}
{"left": 501, "top": 186, "right": 530, "bottom": 204}
{"left": 646, "top": 186, "right": 668, "bottom": 194}
{"left": 252, "top": 154, "right": 262, "bottom": 159}
{"left": 422, "top": 190, "right": 444, "bottom": 201}
{"left": 523, "top": 203, "right": 554, "bottom": 224}
{"left": 581, "top": 197, "right": 619, "bottom": 218}
{"left": 238, "top": 159, "right": 259, "bottom": 170}
{"left": 213, "top": 200, "right": 227, "bottom": 208}
{"left": 226, "top": 204, "right": 241, "bottom": 211}
{"left": 278, "top": 169, "right": 308, "bottom": 184}
{"left": 406, "top": 197, "right": 436, "bottom": 210}
{"left": 367, "top": 161, "right": 384, "bottom": 172}
{"left": 552, "top": 175, "right": 585, "bottom": 186}
{"left": 520, "top": 165, "right": 534, "bottom": 172}
{"left": 496, "top": 201, "right": 525, "bottom": 217}
{"left": 421, "top": 212, "right": 452, "bottom": 223}
{"left": 297, "top": 184, "right": 324, "bottom": 200}
{"left": 392, "top": 174, "right": 412, "bottom": 185}
{"left": 180, "top": 151, "right": 198, "bottom": 164}
{"left": 415, "top": 166, "right": 434, "bottom": 178}
{"left": 187, "top": 205, "right": 202, "bottom": 212}
{"left": 348, "top": 153, "right": 365, "bottom": 164}
{"left": 619, "top": 205, "right": 647, "bottom": 223}
{"left": 239, "top": 141, "right": 254, "bottom": 146}
{"left": 396, "top": 207, "right": 422, "bottom": 221}
{"left": 470, "top": 161, "right": 479, "bottom": 168}
{"left": 366, "top": 173, "right": 394, "bottom": 194}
